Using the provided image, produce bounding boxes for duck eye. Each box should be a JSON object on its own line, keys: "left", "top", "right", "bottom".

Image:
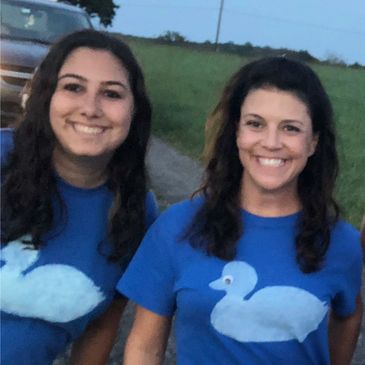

{"left": 223, "top": 275, "right": 233, "bottom": 285}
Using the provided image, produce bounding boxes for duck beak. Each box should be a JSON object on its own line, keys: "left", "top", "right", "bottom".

{"left": 209, "top": 278, "right": 225, "bottom": 290}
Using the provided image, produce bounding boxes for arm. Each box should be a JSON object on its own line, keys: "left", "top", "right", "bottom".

{"left": 328, "top": 293, "right": 363, "bottom": 365}
{"left": 69, "top": 296, "right": 128, "bottom": 365}
{"left": 123, "top": 304, "right": 172, "bottom": 365}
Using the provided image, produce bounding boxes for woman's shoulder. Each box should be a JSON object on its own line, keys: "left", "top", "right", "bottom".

{"left": 329, "top": 219, "right": 362, "bottom": 260}
{"left": 1, "top": 128, "right": 14, "bottom": 164}
{"left": 148, "top": 196, "right": 204, "bottom": 235}
{"left": 1, "top": 128, "right": 14, "bottom": 141}
{"left": 332, "top": 219, "right": 360, "bottom": 242}
{"left": 160, "top": 196, "right": 204, "bottom": 221}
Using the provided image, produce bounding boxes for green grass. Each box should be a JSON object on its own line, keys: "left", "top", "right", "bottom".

{"left": 124, "top": 38, "right": 244, "bottom": 156}
{"left": 314, "top": 64, "right": 365, "bottom": 226}
{"left": 123, "top": 37, "right": 365, "bottom": 228}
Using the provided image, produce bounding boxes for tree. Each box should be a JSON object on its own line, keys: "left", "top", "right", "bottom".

{"left": 157, "top": 31, "right": 187, "bottom": 43}
{"left": 68, "top": 0, "right": 118, "bottom": 27}
{"left": 325, "top": 51, "right": 346, "bottom": 66}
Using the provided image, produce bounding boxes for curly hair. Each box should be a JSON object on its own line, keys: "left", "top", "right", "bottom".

{"left": 186, "top": 57, "right": 339, "bottom": 273}
{"left": 1, "top": 30, "right": 152, "bottom": 262}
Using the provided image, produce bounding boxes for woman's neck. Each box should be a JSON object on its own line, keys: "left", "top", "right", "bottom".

{"left": 52, "top": 148, "right": 109, "bottom": 189}
{"left": 239, "top": 183, "right": 301, "bottom": 217}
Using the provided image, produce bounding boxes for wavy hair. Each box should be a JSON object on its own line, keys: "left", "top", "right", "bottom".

{"left": 186, "top": 57, "right": 339, "bottom": 273}
{"left": 1, "top": 30, "right": 152, "bottom": 262}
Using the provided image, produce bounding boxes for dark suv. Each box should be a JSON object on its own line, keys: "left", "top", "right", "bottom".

{"left": 0, "top": 0, "right": 93, "bottom": 126}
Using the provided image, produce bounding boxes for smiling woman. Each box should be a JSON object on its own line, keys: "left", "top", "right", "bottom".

{"left": 236, "top": 88, "right": 318, "bottom": 214}
{"left": 116, "top": 57, "right": 363, "bottom": 365}
{"left": 0, "top": 30, "right": 159, "bottom": 365}
{"left": 49, "top": 47, "right": 135, "bottom": 187}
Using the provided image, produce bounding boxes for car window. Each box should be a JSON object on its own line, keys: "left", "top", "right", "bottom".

{"left": 1, "top": 0, "right": 91, "bottom": 43}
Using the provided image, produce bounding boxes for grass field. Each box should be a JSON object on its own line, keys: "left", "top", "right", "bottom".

{"left": 123, "top": 37, "right": 365, "bottom": 228}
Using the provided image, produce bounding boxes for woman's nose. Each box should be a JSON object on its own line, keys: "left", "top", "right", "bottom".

{"left": 261, "top": 128, "right": 282, "bottom": 149}
{"left": 80, "top": 92, "right": 102, "bottom": 118}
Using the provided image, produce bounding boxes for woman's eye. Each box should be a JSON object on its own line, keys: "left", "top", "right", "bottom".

{"left": 63, "top": 83, "right": 82, "bottom": 93}
{"left": 246, "top": 120, "right": 262, "bottom": 128}
{"left": 104, "top": 90, "right": 122, "bottom": 99}
{"left": 283, "top": 125, "right": 301, "bottom": 133}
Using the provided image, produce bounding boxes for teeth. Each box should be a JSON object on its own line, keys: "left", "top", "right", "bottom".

{"left": 258, "top": 158, "right": 284, "bottom": 167}
{"left": 73, "top": 124, "right": 104, "bottom": 135}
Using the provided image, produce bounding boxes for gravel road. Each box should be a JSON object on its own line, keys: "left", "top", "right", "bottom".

{"left": 55, "top": 136, "right": 364, "bottom": 365}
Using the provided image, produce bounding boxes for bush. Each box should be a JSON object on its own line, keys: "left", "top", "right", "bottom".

{"left": 157, "top": 31, "right": 187, "bottom": 44}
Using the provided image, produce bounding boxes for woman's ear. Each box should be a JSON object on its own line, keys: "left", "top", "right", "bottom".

{"left": 309, "top": 133, "right": 319, "bottom": 156}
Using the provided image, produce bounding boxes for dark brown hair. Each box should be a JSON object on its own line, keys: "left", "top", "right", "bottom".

{"left": 185, "top": 57, "right": 339, "bottom": 273}
{"left": 1, "top": 30, "right": 152, "bottom": 262}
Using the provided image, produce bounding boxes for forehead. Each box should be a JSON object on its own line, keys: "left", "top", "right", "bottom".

{"left": 241, "top": 87, "right": 310, "bottom": 120}
{"left": 59, "top": 47, "right": 129, "bottom": 83}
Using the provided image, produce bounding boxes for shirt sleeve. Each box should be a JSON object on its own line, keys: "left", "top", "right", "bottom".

{"left": 331, "top": 226, "right": 363, "bottom": 317}
{"left": 1, "top": 128, "right": 14, "bottom": 166}
{"left": 116, "top": 213, "right": 176, "bottom": 316}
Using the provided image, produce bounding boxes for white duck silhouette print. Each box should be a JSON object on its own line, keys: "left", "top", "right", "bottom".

{"left": 209, "top": 261, "right": 328, "bottom": 343}
{"left": 1, "top": 236, "right": 105, "bottom": 322}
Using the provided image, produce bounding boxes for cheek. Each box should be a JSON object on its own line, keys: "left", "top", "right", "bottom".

{"left": 303, "top": 135, "right": 318, "bottom": 157}
{"left": 110, "top": 102, "right": 134, "bottom": 128}
{"left": 236, "top": 130, "right": 255, "bottom": 151}
{"left": 49, "top": 93, "right": 71, "bottom": 123}
{"left": 49, "top": 96, "right": 59, "bottom": 129}
{"left": 236, "top": 135, "right": 251, "bottom": 167}
{"left": 307, "top": 137, "right": 318, "bottom": 157}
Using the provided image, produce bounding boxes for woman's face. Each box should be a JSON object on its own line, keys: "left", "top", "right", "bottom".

{"left": 236, "top": 87, "right": 318, "bottom": 196}
{"left": 49, "top": 47, "right": 134, "bottom": 164}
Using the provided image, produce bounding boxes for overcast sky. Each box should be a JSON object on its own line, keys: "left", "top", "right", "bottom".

{"left": 108, "top": 0, "right": 365, "bottom": 65}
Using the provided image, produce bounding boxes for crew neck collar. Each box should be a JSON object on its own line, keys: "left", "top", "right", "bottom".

{"left": 241, "top": 209, "right": 301, "bottom": 227}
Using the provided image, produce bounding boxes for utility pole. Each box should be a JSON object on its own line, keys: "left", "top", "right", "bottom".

{"left": 215, "top": 0, "right": 225, "bottom": 52}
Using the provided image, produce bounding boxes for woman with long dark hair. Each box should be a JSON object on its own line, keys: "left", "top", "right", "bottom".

{"left": 1, "top": 30, "right": 158, "bottom": 364}
{"left": 117, "top": 57, "right": 363, "bottom": 365}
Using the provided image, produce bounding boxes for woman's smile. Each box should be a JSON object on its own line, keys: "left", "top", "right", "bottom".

{"left": 68, "top": 121, "right": 108, "bottom": 135}
{"left": 256, "top": 157, "right": 286, "bottom": 167}
{"left": 50, "top": 47, "right": 134, "bottom": 165}
{"left": 236, "top": 87, "right": 318, "bottom": 196}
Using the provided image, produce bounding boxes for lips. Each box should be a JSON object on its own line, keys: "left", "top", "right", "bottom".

{"left": 257, "top": 157, "right": 285, "bottom": 167}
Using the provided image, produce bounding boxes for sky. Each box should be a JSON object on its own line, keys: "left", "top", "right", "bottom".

{"left": 108, "top": 0, "right": 365, "bottom": 66}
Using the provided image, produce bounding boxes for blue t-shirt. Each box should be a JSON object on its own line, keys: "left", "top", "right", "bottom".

{"left": 117, "top": 198, "right": 363, "bottom": 365}
{"left": 0, "top": 128, "right": 159, "bottom": 365}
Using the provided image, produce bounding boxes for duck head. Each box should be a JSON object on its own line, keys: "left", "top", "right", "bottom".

{"left": 1, "top": 235, "right": 39, "bottom": 271}
{"left": 209, "top": 261, "right": 258, "bottom": 298}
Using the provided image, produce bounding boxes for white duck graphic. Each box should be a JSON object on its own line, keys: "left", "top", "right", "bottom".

{"left": 209, "top": 261, "right": 328, "bottom": 343}
{"left": 0, "top": 236, "right": 105, "bottom": 322}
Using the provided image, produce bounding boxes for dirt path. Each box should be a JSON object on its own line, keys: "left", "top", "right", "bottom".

{"left": 146, "top": 136, "right": 203, "bottom": 206}
{"left": 107, "top": 136, "right": 203, "bottom": 364}
{"left": 56, "top": 136, "right": 364, "bottom": 365}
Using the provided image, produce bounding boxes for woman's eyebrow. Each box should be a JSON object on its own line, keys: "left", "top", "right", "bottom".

{"left": 58, "top": 73, "right": 86, "bottom": 81}
{"left": 243, "top": 113, "right": 306, "bottom": 125}
{"left": 57, "top": 74, "right": 129, "bottom": 90}
{"left": 102, "top": 80, "right": 130, "bottom": 90}
{"left": 281, "top": 119, "right": 305, "bottom": 126}
{"left": 242, "top": 113, "right": 264, "bottom": 119}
